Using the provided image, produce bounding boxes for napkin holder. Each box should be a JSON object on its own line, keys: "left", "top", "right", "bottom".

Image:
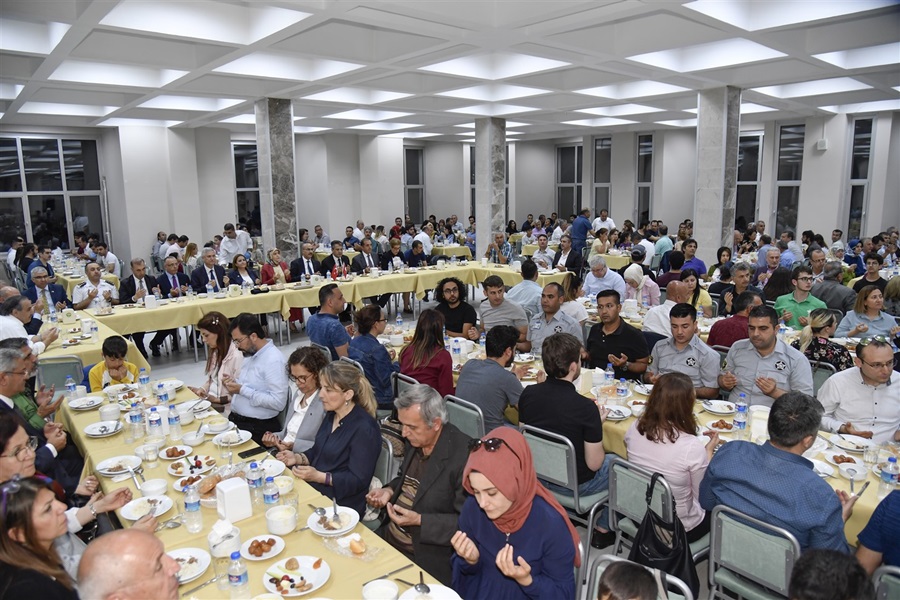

{"left": 228, "top": 284, "right": 242, "bottom": 297}
{"left": 216, "top": 478, "right": 253, "bottom": 523}
{"left": 60, "top": 308, "right": 77, "bottom": 324}
{"left": 144, "top": 295, "right": 158, "bottom": 309}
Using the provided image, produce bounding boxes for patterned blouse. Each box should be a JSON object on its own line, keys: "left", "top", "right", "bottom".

{"left": 791, "top": 336, "right": 854, "bottom": 372}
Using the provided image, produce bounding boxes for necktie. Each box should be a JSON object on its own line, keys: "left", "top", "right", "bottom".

{"left": 43, "top": 289, "right": 52, "bottom": 314}
{"left": 209, "top": 269, "right": 217, "bottom": 291}
{"left": 138, "top": 278, "right": 145, "bottom": 292}
{"left": 306, "top": 260, "right": 313, "bottom": 274}
{"left": 367, "top": 254, "right": 373, "bottom": 268}
{"left": 171, "top": 275, "right": 177, "bottom": 292}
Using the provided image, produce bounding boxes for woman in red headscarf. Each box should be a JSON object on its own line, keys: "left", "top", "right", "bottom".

{"left": 450, "top": 427, "right": 580, "bottom": 598}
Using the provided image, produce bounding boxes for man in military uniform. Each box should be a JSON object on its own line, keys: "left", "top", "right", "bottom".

{"left": 646, "top": 303, "right": 720, "bottom": 399}
{"left": 72, "top": 261, "right": 118, "bottom": 310}
{"left": 519, "top": 282, "right": 582, "bottom": 354}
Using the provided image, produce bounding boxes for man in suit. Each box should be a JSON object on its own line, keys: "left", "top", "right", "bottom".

{"left": 117, "top": 257, "right": 155, "bottom": 357}
{"left": 319, "top": 240, "right": 350, "bottom": 277}
{"left": 289, "top": 242, "right": 321, "bottom": 281}
{"left": 23, "top": 266, "right": 68, "bottom": 316}
{"left": 190, "top": 247, "right": 229, "bottom": 293}
{"left": 149, "top": 256, "right": 190, "bottom": 356}
{"left": 552, "top": 233, "right": 583, "bottom": 281}
{"left": 366, "top": 384, "right": 470, "bottom": 585}
{"left": 351, "top": 238, "right": 390, "bottom": 308}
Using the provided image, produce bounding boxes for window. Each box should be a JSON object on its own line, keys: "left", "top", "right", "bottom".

{"left": 0, "top": 136, "right": 103, "bottom": 254}
{"left": 405, "top": 148, "right": 424, "bottom": 225}
{"left": 232, "top": 144, "right": 259, "bottom": 229}
{"left": 469, "top": 146, "right": 509, "bottom": 222}
{"left": 593, "top": 137, "right": 611, "bottom": 216}
{"left": 775, "top": 124, "right": 804, "bottom": 235}
{"left": 556, "top": 144, "right": 582, "bottom": 219}
{"left": 636, "top": 134, "right": 652, "bottom": 225}
{"left": 736, "top": 134, "right": 762, "bottom": 230}
{"left": 847, "top": 118, "right": 872, "bottom": 240}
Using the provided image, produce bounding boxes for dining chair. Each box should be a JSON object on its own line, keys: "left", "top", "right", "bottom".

{"left": 580, "top": 553, "right": 694, "bottom": 600}
{"left": 443, "top": 394, "right": 485, "bottom": 439}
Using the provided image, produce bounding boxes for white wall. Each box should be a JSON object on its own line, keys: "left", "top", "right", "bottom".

{"left": 423, "top": 142, "right": 466, "bottom": 219}
{"left": 655, "top": 129, "right": 696, "bottom": 227}
{"left": 195, "top": 127, "right": 235, "bottom": 243}
{"left": 610, "top": 132, "right": 637, "bottom": 224}
{"left": 513, "top": 140, "right": 556, "bottom": 219}
{"left": 359, "top": 136, "right": 404, "bottom": 229}
{"left": 295, "top": 135, "right": 330, "bottom": 237}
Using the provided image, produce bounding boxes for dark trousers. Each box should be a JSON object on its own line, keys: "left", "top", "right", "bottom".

{"left": 228, "top": 412, "right": 281, "bottom": 446}
{"left": 150, "top": 329, "right": 178, "bottom": 348}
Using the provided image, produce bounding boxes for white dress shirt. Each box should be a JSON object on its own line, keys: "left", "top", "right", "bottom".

{"left": 72, "top": 280, "right": 118, "bottom": 309}
{"left": 0, "top": 315, "right": 45, "bottom": 354}
{"left": 592, "top": 217, "right": 616, "bottom": 232}
{"left": 414, "top": 232, "right": 433, "bottom": 255}
{"left": 818, "top": 367, "right": 900, "bottom": 444}
{"left": 642, "top": 300, "right": 677, "bottom": 336}
{"left": 283, "top": 389, "right": 318, "bottom": 445}
{"left": 218, "top": 236, "right": 245, "bottom": 264}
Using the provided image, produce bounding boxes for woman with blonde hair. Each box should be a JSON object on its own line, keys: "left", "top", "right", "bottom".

{"left": 791, "top": 308, "right": 853, "bottom": 372}
{"left": 281, "top": 362, "right": 380, "bottom": 517}
{"left": 623, "top": 263, "right": 660, "bottom": 307}
{"left": 560, "top": 277, "right": 589, "bottom": 325}
{"left": 883, "top": 276, "right": 900, "bottom": 317}
{"left": 182, "top": 242, "right": 199, "bottom": 270}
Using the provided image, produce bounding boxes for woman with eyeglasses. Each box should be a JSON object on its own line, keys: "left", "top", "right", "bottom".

{"left": 279, "top": 362, "right": 380, "bottom": 517}
{"left": 264, "top": 347, "right": 327, "bottom": 456}
{"left": 450, "top": 428, "right": 580, "bottom": 598}
{"left": 349, "top": 304, "right": 400, "bottom": 410}
{"left": 835, "top": 285, "right": 900, "bottom": 340}
{"left": 187, "top": 312, "right": 243, "bottom": 415}
{"left": 399, "top": 309, "right": 454, "bottom": 398}
{"left": 791, "top": 308, "right": 854, "bottom": 372}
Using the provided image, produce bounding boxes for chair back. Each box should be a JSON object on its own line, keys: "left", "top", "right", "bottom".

{"left": 711, "top": 345, "right": 730, "bottom": 369}
{"left": 643, "top": 330, "right": 666, "bottom": 351}
{"left": 608, "top": 458, "right": 672, "bottom": 550}
{"left": 708, "top": 505, "right": 800, "bottom": 599}
{"left": 310, "top": 342, "right": 332, "bottom": 363}
{"left": 374, "top": 435, "right": 397, "bottom": 484}
{"left": 809, "top": 359, "right": 836, "bottom": 397}
{"left": 391, "top": 372, "right": 419, "bottom": 400}
{"left": 36, "top": 355, "right": 85, "bottom": 391}
{"left": 444, "top": 395, "right": 485, "bottom": 439}
{"left": 584, "top": 553, "right": 694, "bottom": 600}
{"left": 650, "top": 253, "right": 662, "bottom": 273}
{"left": 339, "top": 355, "right": 365, "bottom": 375}
{"left": 520, "top": 423, "right": 582, "bottom": 498}
{"left": 873, "top": 565, "right": 900, "bottom": 600}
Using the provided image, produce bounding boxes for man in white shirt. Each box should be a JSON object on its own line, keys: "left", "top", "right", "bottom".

{"left": 642, "top": 281, "right": 688, "bottom": 336}
{"left": 817, "top": 339, "right": 900, "bottom": 444}
{"left": 551, "top": 219, "right": 569, "bottom": 242}
{"left": 0, "top": 296, "right": 58, "bottom": 354}
{"left": 580, "top": 255, "right": 626, "bottom": 300}
{"left": 6, "top": 237, "right": 22, "bottom": 274}
{"left": 505, "top": 259, "right": 543, "bottom": 318}
{"left": 72, "top": 262, "right": 119, "bottom": 310}
{"left": 414, "top": 222, "right": 434, "bottom": 256}
{"left": 352, "top": 220, "right": 365, "bottom": 241}
{"left": 633, "top": 232, "right": 655, "bottom": 267}
{"left": 312, "top": 224, "right": 330, "bottom": 247}
{"left": 218, "top": 223, "right": 248, "bottom": 265}
{"left": 158, "top": 233, "right": 178, "bottom": 262}
{"left": 531, "top": 234, "right": 555, "bottom": 269}
{"left": 93, "top": 242, "right": 120, "bottom": 278}
{"left": 591, "top": 209, "right": 616, "bottom": 233}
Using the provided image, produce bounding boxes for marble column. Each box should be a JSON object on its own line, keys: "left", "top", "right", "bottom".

{"left": 694, "top": 87, "right": 741, "bottom": 267}
{"left": 474, "top": 117, "right": 506, "bottom": 258}
{"left": 255, "top": 98, "right": 298, "bottom": 262}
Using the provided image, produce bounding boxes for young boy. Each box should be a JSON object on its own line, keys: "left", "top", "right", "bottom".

{"left": 89, "top": 335, "right": 141, "bottom": 392}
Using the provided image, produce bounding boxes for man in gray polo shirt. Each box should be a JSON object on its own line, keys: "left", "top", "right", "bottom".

{"left": 647, "top": 303, "right": 720, "bottom": 399}
{"left": 479, "top": 275, "right": 527, "bottom": 343}
{"left": 519, "top": 283, "right": 582, "bottom": 354}
{"left": 718, "top": 305, "right": 813, "bottom": 407}
{"left": 456, "top": 326, "right": 536, "bottom": 432}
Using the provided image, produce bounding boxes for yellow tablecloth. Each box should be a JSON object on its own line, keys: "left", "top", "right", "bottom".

{"left": 470, "top": 264, "right": 571, "bottom": 289}
{"left": 412, "top": 265, "right": 478, "bottom": 299}
{"left": 600, "top": 253, "right": 631, "bottom": 270}
{"left": 432, "top": 245, "right": 472, "bottom": 259}
{"left": 56, "top": 272, "right": 120, "bottom": 296}
{"left": 509, "top": 232, "right": 524, "bottom": 244}
{"left": 40, "top": 312, "right": 150, "bottom": 372}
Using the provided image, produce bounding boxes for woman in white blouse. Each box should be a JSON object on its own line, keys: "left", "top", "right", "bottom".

{"left": 187, "top": 311, "right": 243, "bottom": 415}
{"left": 264, "top": 347, "right": 328, "bottom": 455}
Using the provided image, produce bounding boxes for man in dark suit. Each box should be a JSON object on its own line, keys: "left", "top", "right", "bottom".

{"left": 289, "top": 243, "right": 321, "bottom": 281}
{"left": 552, "top": 233, "right": 583, "bottom": 281}
{"left": 319, "top": 240, "right": 350, "bottom": 277}
{"left": 190, "top": 247, "right": 229, "bottom": 293}
{"left": 23, "top": 266, "right": 69, "bottom": 335}
{"left": 117, "top": 257, "right": 156, "bottom": 357}
{"left": 149, "top": 256, "right": 190, "bottom": 356}
{"left": 366, "top": 385, "right": 470, "bottom": 586}
{"left": 351, "top": 238, "right": 390, "bottom": 307}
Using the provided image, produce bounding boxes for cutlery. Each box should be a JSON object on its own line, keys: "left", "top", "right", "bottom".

{"left": 154, "top": 513, "right": 183, "bottom": 532}
{"left": 364, "top": 564, "right": 413, "bottom": 586}
{"left": 856, "top": 481, "right": 870, "bottom": 498}
{"left": 180, "top": 399, "right": 201, "bottom": 413}
{"left": 416, "top": 571, "right": 431, "bottom": 594}
{"left": 181, "top": 575, "right": 220, "bottom": 595}
{"left": 816, "top": 433, "right": 834, "bottom": 447}
{"left": 396, "top": 578, "right": 417, "bottom": 587}
{"left": 847, "top": 469, "right": 856, "bottom": 494}
{"left": 127, "top": 466, "right": 142, "bottom": 490}
{"left": 635, "top": 383, "right": 651, "bottom": 395}
{"left": 331, "top": 497, "right": 341, "bottom": 526}
{"left": 308, "top": 504, "right": 327, "bottom": 518}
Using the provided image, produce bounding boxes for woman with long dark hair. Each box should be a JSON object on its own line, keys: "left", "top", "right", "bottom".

{"left": 187, "top": 311, "right": 243, "bottom": 414}
{"left": 399, "top": 309, "right": 454, "bottom": 397}
{"left": 680, "top": 268, "right": 714, "bottom": 317}
{"left": 763, "top": 267, "right": 795, "bottom": 303}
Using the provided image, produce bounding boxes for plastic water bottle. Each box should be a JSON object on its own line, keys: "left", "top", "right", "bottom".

{"left": 877, "top": 456, "right": 899, "bottom": 500}
{"left": 241, "top": 279, "right": 251, "bottom": 294}
{"left": 733, "top": 394, "right": 748, "bottom": 440}
{"left": 186, "top": 286, "right": 194, "bottom": 302}
{"left": 205, "top": 281, "right": 214, "bottom": 296}
{"left": 138, "top": 368, "right": 150, "bottom": 396}
{"left": 65, "top": 376, "right": 76, "bottom": 400}
{"left": 90, "top": 320, "right": 99, "bottom": 344}
{"left": 616, "top": 378, "right": 628, "bottom": 399}
{"left": 124, "top": 402, "right": 140, "bottom": 443}
{"left": 605, "top": 363, "right": 615, "bottom": 384}
{"left": 227, "top": 550, "right": 250, "bottom": 599}
{"left": 395, "top": 313, "right": 403, "bottom": 331}
{"left": 147, "top": 407, "right": 162, "bottom": 436}
{"left": 443, "top": 329, "right": 450, "bottom": 353}
{"left": 451, "top": 338, "right": 462, "bottom": 365}
{"left": 183, "top": 483, "right": 203, "bottom": 533}
{"left": 263, "top": 476, "right": 280, "bottom": 506}
{"left": 479, "top": 331, "right": 486, "bottom": 348}
{"left": 246, "top": 462, "right": 264, "bottom": 505}
{"left": 167, "top": 404, "right": 182, "bottom": 442}
{"left": 156, "top": 382, "right": 169, "bottom": 405}
{"left": 778, "top": 319, "right": 786, "bottom": 336}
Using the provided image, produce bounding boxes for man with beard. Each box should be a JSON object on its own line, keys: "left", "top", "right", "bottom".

{"left": 433, "top": 277, "right": 478, "bottom": 339}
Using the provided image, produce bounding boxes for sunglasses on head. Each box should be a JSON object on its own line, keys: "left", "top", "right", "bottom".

{"left": 0, "top": 473, "right": 52, "bottom": 517}
{"left": 467, "top": 437, "right": 521, "bottom": 464}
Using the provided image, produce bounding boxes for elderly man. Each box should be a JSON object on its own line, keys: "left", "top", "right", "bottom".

{"left": 115, "top": 258, "right": 154, "bottom": 356}
{"left": 718, "top": 261, "right": 761, "bottom": 316}
{"left": 434, "top": 277, "right": 478, "bottom": 339}
{"left": 753, "top": 246, "right": 782, "bottom": 287}
{"left": 809, "top": 248, "right": 827, "bottom": 284}
{"left": 366, "top": 385, "right": 470, "bottom": 585}
{"left": 647, "top": 303, "right": 720, "bottom": 398}
{"left": 483, "top": 232, "right": 512, "bottom": 264}
{"left": 352, "top": 219, "right": 365, "bottom": 241}
{"left": 718, "top": 305, "right": 813, "bottom": 407}
{"left": 581, "top": 255, "right": 626, "bottom": 300}
{"left": 774, "top": 265, "right": 827, "bottom": 329}
{"left": 0, "top": 337, "right": 62, "bottom": 429}
{"left": 307, "top": 283, "right": 352, "bottom": 359}
{"left": 700, "top": 392, "right": 857, "bottom": 553}
{"left": 72, "top": 261, "right": 118, "bottom": 310}
{"left": 224, "top": 313, "right": 288, "bottom": 444}
{"left": 25, "top": 244, "right": 55, "bottom": 286}
{"left": 811, "top": 261, "right": 857, "bottom": 314}
{"left": 479, "top": 275, "right": 527, "bottom": 342}
{"left": 707, "top": 290, "right": 764, "bottom": 349}
{"left": 519, "top": 282, "right": 582, "bottom": 354}
{"left": 190, "top": 247, "right": 228, "bottom": 293}
{"left": 817, "top": 338, "right": 900, "bottom": 444}
{"left": 0, "top": 296, "right": 58, "bottom": 354}
{"left": 586, "top": 289, "right": 650, "bottom": 380}
{"left": 290, "top": 242, "right": 321, "bottom": 281}
{"left": 643, "top": 280, "right": 688, "bottom": 336}
{"left": 23, "top": 266, "right": 68, "bottom": 318}
{"left": 414, "top": 221, "right": 435, "bottom": 255}
{"left": 505, "top": 258, "right": 542, "bottom": 318}
{"left": 78, "top": 529, "right": 181, "bottom": 600}
{"left": 531, "top": 233, "right": 555, "bottom": 269}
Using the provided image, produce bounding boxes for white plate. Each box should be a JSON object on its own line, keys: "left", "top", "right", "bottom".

{"left": 808, "top": 459, "right": 834, "bottom": 478}
{"left": 104, "top": 383, "right": 137, "bottom": 396}
{"left": 399, "top": 584, "right": 462, "bottom": 600}
{"left": 633, "top": 383, "right": 653, "bottom": 396}
{"left": 120, "top": 495, "right": 172, "bottom": 520}
{"left": 829, "top": 434, "right": 874, "bottom": 453}
{"left": 171, "top": 474, "right": 205, "bottom": 492}
{"left": 96, "top": 455, "right": 142, "bottom": 477}
{"left": 213, "top": 429, "right": 252, "bottom": 446}
{"left": 167, "top": 455, "right": 217, "bottom": 477}
{"left": 261, "top": 460, "right": 286, "bottom": 478}
{"left": 168, "top": 547, "right": 210, "bottom": 585}
{"left": 161, "top": 379, "right": 184, "bottom": 393}
{"left": 513, "top": 353, "right": 535, "bottom": 363}
{"left": 822, "top": 450, "right": 861, "bottom": 467}
{"left": 84, "top": 420, "right": 123, "bottom": 438}
{"left": 706, "top": 420, "right": 736, "bottom": 433}
{"left": 241, "top": 535, "right": 285, "bottom": 562}
{"left": 200, "top": 421, "right": 236, "bottom": 435}
{"left": 802, "top": 437, "right": 828, "bottom": 459}
{"left": 69, "top": 396, "right": 104, "bottom": 410}
{"left": 306, "top": 506, "right": 359, "bottom": 537}
{"left": 603, "top": 405, "right": 632, "bottom": 421}
{"left": 590, "top": 387, "right": 633, "bottom": 401}
{"left": 701, "top": 400, "right": 736, "bottom": 416}
{"left": 191, "top": 399, "right": 212, "bottom": 413}
{"left": 263, "top": 556, "right": 330, "bottom": 597}
{"left": 158, "top": 445, "right": 193, "bottom": 460}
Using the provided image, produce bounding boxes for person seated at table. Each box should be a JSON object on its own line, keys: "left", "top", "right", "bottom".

{"left": 0, "top": 338, "right": 60, "bottom": 430}
{"left": 718, "top": 261, "right": 761, "bottom": 316}
{"left": 700, "top": 391, "right": 857, "bottom": 553}
{"left": 752, "top": 246, "right": 781, "bottom": 287}
{"left": 655, "top": 250, "right": 683, "bottom": 289}
{"left": 264, "top": 346, "right": 327, "bottom": 455}
{"left": 281, "top": 362, "right": 380, "bottom": 517}
{"left": 835, "top": 285, "right": 900, "bottom": 340}
{"left": 0, "top": 295, "right": 58, "bottom": 355}
{"left": 450, "top": 427, "right": 581, "bottom": 598}
{"left": 260, "top": 248, "right": 291, "bottom": 286}
{"left": 520, "top": 224, "right": 536, "bottom": 246}
{"left": 532, "top": 216, "right": 547, "bottom": 237}
{"left": 853, "top": 252, "right": 888, "bottom": 294}
{"left": 588, "top": 228, "right": 610, "bottom": 260}
{"left": 622, "top": 263, "right": 660, "bottom": 307}
{"left": 342, "top": 226, "right": 360, "bottom": 251}
{"left": 856, "top": 491, "right": 900, "bottom": 574}
{"left": 581, "top": 255, "right": 626, "bottom": 300}
{"left": 190, "top": 247, "right": 229, "bottom": 293}
{"left": 531, "top": 234, "right": 555, "bottom": 270}
{"left": 146, "top": 255, "right": 189, "bottom": 356}
{"left": 586, "top": 289, "right": 649, "bottom": 381}
{"left": 812, "top": 261, "right": 860, "bottom": 315}
{"left": 597, "top": 560, "right": 658, "bottom": 600}
{"left": 625, "top": 373, "right": 718, "bottom": 543}
{"left": 399, "top": 309, "right": 454, "bottom": 398}
{"left": 88, "top": 336, "right": 139, "bottom": 392}
{"left": 434, "top": 277, "right": 479, "bottom": 339}
{"left": 646, "top": 304, "right": 720, "bottom": 399}
{"left": 307, "top": 284, "right": 353, "bottom": 360}
{"left": 790, "top": 308, "right": 854, "bottom": 372}
{"left": 290, "top": 242, "right": 321, "bottom": 281}
{"left": 77, "top": 529, "right": 181, "bottom": 600}
{"left": 679, "top": 268, "right": 714, "bottom": 317}
{"left": 774, "top": 265, "right": 828, "bottom": 329}
{"left": 706, "top": 290, "right": 763, "bottom": 349}
{"left": 480, "top": 275, "right": 528, "bottom": 343}
{"left": 708, "top": 265, "right": 733, "bottom": 297}
{"left": 789, "top": 550, "right": 874, "bottom": 600}
{"left": 187, "top": 312, "right": 243, "bottom": 415}
{"left": 484, "top": 232, "right": 512, "bottom": 265}
{"left": 519, "top": 283, "right": 582, "bottom": 354}
{"left": 415, "top": 222, "right": 435, "bottom": 256}
{"left": 405, "top": 239, "right": 430, "bottom": 268}
{"left": 227, "top": 253, "right": 260, "bottom": 287}
{"left": 505, "top": 260, "right": 542, "bottom": 319}
{"left": 885, "top": 276, "right": 900, "bottom": 317}
{"left": 71, "top": 262, "right": 118, "bottom": 311}
{"left": 319, "top": 240, "right": 351, "bottom": 277}
{"left": 559, "top": 276, "right": 588, "bottom": 326}
{"left": 707, "top": 246, "right": 732, "bottom": 281}
{"left": 24, "top": 267, "right": 68, "bottom": 317}
{"left": 349, "top": 305, "right": 400, "bottom": 410}
{"left": 643, "top": 281, "right": 689, "bottom": 336}
{"left": 551, "top": 234, "right": 582, "bottom": 280}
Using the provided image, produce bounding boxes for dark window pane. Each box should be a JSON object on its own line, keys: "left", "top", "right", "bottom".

{"left": 233, "top": 145, "right": 258, "bottom": 189}
{"left": 406, "top": 188, "right": 424, "bottom": 224}
{"left": 637, "top": 186, "right": 651, "bottom": 225}
{"left": 558, "top": 147, "right": 576, "bottom": 183}
{"left": 775, "top": 186, "right": 800, "bottom": 234}
{"left": 777, "top": 125, "right": 804, "bottom": 181}
{"left": 851, "top": 118, "right": 872, "bottom": 180}
{"left": 576, "top": 146, "right": 583, "bottom": 182}
{"left": 557, "top": 187, "right": 575, "bottom": 219}
{"left": 594, "top": 186, "right": 610, "bottom": 216}
{"left": 236, "top": 190, "right": 259, "bottom": 226}
{"left": 28, "top": 195, "right": 67, "bottom": 247}
{"left": 637, "top": 135, "right": 653, "bottom": 183}
{"left": 405, "top": 148, "right": 422, "bottom": 186}
{"left": 62, "top": 140, "right": 100, "bottom": 190}
{"left": 737, "top": 136, "right": 760, "bottom": 182}
{"left": 70, "top": 195, "right": 103, "bottom": 242}
{"left": 22, "top": 139, "right": 62, "bottom": 191}
{"left": 0, "top": 198, "right": 26, "bottom": 252}
{"left": 736, "top": 185, "right": 757, "bottom": 228}
{"left": 0, "top": 139, "right": 22, "bottom": 192}
{"left": 848, "top": 185, "right": 865, "bottom": 240}
{"left": 594, "top": 138, "right": 611, "bottom": 183}
{"left": 470, "top": 147, "right": 476, "bottom": 185}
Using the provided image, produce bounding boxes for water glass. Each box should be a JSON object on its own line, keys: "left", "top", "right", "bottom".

{"left": 142, "top": 445, "right": 159, "bottom": 469}
{"left": 216, "top": 440, "right": 233, "bottom": 462}
{"left": 864, "top": 445, "right": 879, "bottom": 467}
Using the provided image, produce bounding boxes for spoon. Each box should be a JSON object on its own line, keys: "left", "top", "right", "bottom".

{"left": 416, "top": 571, "right": 431, "bottom": 595}
{"left": 155, "top": 514, "right": 183, "bottom": 532}
{"left": 847, "top": 469, "right": 856, "bottom": 494}
{"left": 307, "top": 504, "right": 327, "bottom": 518}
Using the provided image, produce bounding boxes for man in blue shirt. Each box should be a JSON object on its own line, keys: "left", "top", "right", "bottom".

{"left": 856, "top": 490, "right": 900, "bottom": 573}
{"left": 570, "top": 208, "right": 592, "bottom": 254}
{"left": 343, "top": 226, "right": 360, "bottom": 250}
{"left": 700, "top": 391, "right": 858, "bottom": 553}
{"left": 306, "top": 283, "right": 352, "bottom": 360}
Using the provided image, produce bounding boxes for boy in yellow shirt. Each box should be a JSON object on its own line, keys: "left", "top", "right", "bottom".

{"left": 89, "top": 335, "right": 141, "bottom": 392}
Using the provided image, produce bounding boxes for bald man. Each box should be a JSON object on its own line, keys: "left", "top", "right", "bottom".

{"left": 642, "top": 280, "right": 689, "bottom": 336}
{"left": 77, "top": 529, "right": 181, "bottom": 600}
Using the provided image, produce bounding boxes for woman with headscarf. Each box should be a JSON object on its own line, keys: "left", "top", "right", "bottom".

{"left": 844, "top": 238, "right": 865, "bottom": 276}
{"left": 826, "top": 241, "right": 845, "bottom": 263}
{"left": 623, "top": 263, "right": 660, "bottom": 307}
{"left": 260, "top": 248, "right": 291, "bottom": 285}
{"left": 450, "top": 428, "right": 580, "bottom": 599}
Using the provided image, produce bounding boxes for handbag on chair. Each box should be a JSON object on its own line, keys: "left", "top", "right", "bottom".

{"left": 627, "top": 473, "right": 700, "bottom": 597}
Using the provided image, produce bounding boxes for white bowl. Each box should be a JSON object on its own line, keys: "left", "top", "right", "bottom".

{"left": 206, "top": 418, "right": 230, "bottom": 433}
{"left": 266, "top": 505, "right": 297, "bottom": 535}
{"left": 838, "top": 463, "right": 867, "bottom": 482}
{"left": 273, "top": 475, "right": 294, "bottom": 495}
{"left": 139, "top": 478, "right": 168, "bottom": 497}
{"left": 181, "top": 431, "right": 205, "bottom": 446}
{"left": 362, "top": 579, "right": 399, "bottom": 600}
{"left": 628, "top": 400, "right": 647, "bottom": 417}
{"left": 389, "top": 334, "right": 404, "bottom": 346}
{"left": 176, "top": 408, "right": 195, "bottom": 425}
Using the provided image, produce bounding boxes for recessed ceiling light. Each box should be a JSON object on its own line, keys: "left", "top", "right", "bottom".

{"left": 813, "top": 42, "right": 900, "bottom": 70}
{"left": 684, "top": 0, "right": 895, "bottom": 31}
{"left": 819, "top": 99, "right": 900, "bottom": 113}
{"left": 0, "top": 19, "right": 69, "bottom": 55}
{"left": 215, "top": 53, "right": 361, "bottom": 81}
{"left": 461, "top": 139, "right": 476, "bottom": 143}
{"left": 0, "top": 83, "right": 23, "bottom": 100}
{"left": 577, "top": 104, "right": 664, "bottom": 117}
{"left": 50, "top": 60, "right": 186, "bottom": 88}
{"left": 293, "top": 126, "right": 329, "bottom": 134}
{"left": 628, "top": 38, "right": 785, "bottom": 72}
{"left": 452, "top": 121, "right": 529, "bottom": 128}
{"left": 563, "top": 118, "right": 637, "bottom": 127}
{"left": 220, "top": 114, "right": 256, "bottom": 124}
{"left": 301, "top": 88, "right": 411, "bottom": 104}
{"left": 19, "top": 102, "right": 117, "bottom": 117}
{"left": 437, "top": 84, "right": 549, "bottom": 102}
{"left": 657, "top": 119, "right": 698, "bottom": 127}
{"left": 752, "top": 77, "right": 871, "bottom": 98}
{"left": 421, "top": 52, "right": 569, "bottom": 80}
{"left": 325, "top": 109, "right": 413, "bottom": 121}
{"left": 98, "top": 118, "right": 180, "bottom": 127}
{"left": 447, "top": 104, "right": 539, "bottom": 116}
{"left": 575, "top": 81, "right": 690, "bottom": 99}
{"left": 349, "top": 122, "right": 422, "bottom": 131}
{"left": 379, "top": 132, "right": 441, "bottom": 139}
{"left": 683, "top": 102, "right": 777, "bottom": 115}
{"left": 139, "top": 95, "right": 244, "bottom": 111}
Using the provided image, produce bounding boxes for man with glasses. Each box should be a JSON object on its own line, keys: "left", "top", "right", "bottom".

{"left": 580, "top": 255, "right": 626, "bottom": 300}
{"left": 222, "top": 313, "right": 288, "bottom": 445}
{"left": 809, "top": 248, "right": 827, "bottom": 284}
{"left": 23, "top": 266, "right": 68, "bottom": 324}
{"left": 434, "top": 277, "right": 478, "bottom": 340}
{"left": 774, "top": 265, "right": 827, "bottom": 329}
{"left": 0, "top": 295, "right": 59, "bottom": 354}
{"left": 0, "top": 338, "right": 62, "bottom": 431}
{"left": 818, "top": 338, "right": 899, "bottom": 444}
